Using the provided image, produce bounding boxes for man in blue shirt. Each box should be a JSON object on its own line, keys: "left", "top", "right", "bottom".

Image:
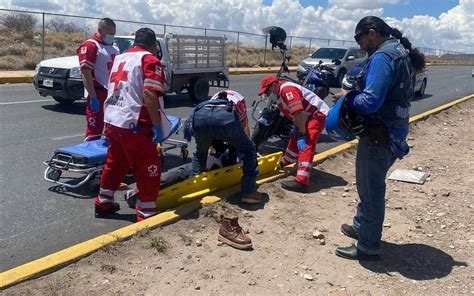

{"left": 333, "top": 16, "right": 425, "bottom": 260}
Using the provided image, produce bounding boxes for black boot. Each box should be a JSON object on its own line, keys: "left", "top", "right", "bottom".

{"left": 335, "top": 245, "right": 380, "bottom": 261}
{"left": 341, "top": 223, "right": 359, "bottom": 240}
{"left": 95, "top": 202, "right": 120, "bottom": 218}
{"left": 281, "top": 179, "right": 308, "bottom": 193}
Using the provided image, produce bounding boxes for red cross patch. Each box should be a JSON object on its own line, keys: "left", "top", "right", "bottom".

{"left": 148, "top": 165, "right": 159, "bottom": 177}
{"left": 80, "top": 47, "right": 87, "bottom": 55}
{"left": 155, "top": 64, "right": 162, "bottom": 78}
{"left": 110, "top": 62, "right": 129, "bottom": 91}
{"left": 286, "top": 91, "right": 294, "bottom": 101}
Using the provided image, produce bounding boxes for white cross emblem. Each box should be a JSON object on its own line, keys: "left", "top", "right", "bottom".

{"left": 148, "top": 165, "right": 159, "bottom": 177}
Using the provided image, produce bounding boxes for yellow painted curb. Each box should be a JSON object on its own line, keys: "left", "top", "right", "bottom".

{"left": 409, "top": 93, "right": 474, "bottom": 123}
{"left": 0, "top": 77, "right": 34, "bottom": 84}
{"left": 1, "top": 93, "right": 473, "bottom": 289}
{"left": 0, "top": 68, "right": 298, "bottom": 84}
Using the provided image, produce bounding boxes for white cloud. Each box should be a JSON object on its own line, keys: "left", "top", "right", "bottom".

{"left": 0, "top": 0, "right": 472, "bottom": 52}
{"left": 328, "top": 0, "right": 400, "bottom": 10}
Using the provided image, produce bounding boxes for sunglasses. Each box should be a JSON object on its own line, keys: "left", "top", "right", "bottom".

{"left": 354, "top": 31, "right": 368, "bottom": 43}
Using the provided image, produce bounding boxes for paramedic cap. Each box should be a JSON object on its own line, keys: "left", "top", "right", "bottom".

{"left": 134, "top": 28, "right": 157, "bottom": 46}
{"left": 258, "top": 76, "right": 278, "bottom": 95}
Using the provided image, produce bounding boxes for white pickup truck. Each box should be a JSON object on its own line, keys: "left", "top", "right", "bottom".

{"left": 33, "top": 34, "right": 229, "bottom": 104}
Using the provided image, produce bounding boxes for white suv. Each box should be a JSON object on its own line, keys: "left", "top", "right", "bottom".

{"left": 297, "top": 46, "right": 367, "bottom": 86}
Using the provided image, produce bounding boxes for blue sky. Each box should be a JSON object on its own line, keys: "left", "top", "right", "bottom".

{"left": 1, "top": 0, "right": 472, "bottom": 52}
{"left": 262, "top": 0, "right": 459, "bottom": 19}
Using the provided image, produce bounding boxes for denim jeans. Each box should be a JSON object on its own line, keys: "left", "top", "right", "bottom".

{"left": 191, "top": 106, "right": 258, "bottom": 194}
{"left": 353, "top": 136, "right": 397, "bottom": 255}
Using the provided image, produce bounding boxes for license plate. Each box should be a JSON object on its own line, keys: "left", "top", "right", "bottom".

{"left": 43, "top": 79, "right": 53, "bottom": 87}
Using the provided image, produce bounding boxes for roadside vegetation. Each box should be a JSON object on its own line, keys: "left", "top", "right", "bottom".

{"left": 0, "top": 12, "right": 472, "bottom": 70}
{"left": 149, "top": 236, "right": 170, "bottom": 253}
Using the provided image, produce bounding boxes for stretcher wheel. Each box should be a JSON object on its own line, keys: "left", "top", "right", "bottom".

{"left": 47, "top": 169, "right": 62, "bottom": 181}
{"left": 180, "top": 147, "right": 189, "bottom": 159}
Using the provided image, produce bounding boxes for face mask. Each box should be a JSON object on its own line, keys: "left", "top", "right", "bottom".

{"left": 103, "top": 34, "right": 115, "bottom": 45}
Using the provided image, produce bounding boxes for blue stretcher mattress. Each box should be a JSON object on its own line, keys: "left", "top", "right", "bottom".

{"left": 55, "top": 116, "right": 181, "bottom": 166}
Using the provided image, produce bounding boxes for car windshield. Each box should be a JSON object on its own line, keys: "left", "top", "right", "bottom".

{"left": 113, "top": 37, "right": 163, "bottom": 59}
{"left": 114, "top": 37, "right": 134, "bottom": 53}
{"left": 311, "top": 48, "right": 347, "bottom": 60}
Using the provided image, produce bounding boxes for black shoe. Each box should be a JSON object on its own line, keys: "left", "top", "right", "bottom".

{"left": 95, "top": 202, "right": 120, "bottom": 217}
{"left": 335, "top": 245, "right": 380, "bottom": 261}
{"left": 281, "top": 179, "right": 308, "bottom": 193}
{"left": 341, "top": 223, "right": 359, "bottom": 240}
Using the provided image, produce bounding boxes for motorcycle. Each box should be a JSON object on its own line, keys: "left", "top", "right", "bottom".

{"left": 250, "top": 27, "right": 332, "bottom": 152}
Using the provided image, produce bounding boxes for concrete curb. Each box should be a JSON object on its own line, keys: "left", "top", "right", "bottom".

{"left": 1, "top": 92, "right": 473, "bottom": 290}
{"left": 0, "top": 76, "right": 34, "bottom": 84}
{"left": 0, "top": 67, "right": 298, "bottom": 85}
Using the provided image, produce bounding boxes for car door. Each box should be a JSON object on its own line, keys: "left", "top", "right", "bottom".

{"left": 344, "top": 49, "right": 358, "bottom": 71}
{"left": 354, "top": 49, "right": 367, "bottom": 65}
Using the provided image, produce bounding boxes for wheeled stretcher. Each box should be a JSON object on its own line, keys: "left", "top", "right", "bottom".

{"left": 43, "top": 115, "right": 188, "bottom": 189}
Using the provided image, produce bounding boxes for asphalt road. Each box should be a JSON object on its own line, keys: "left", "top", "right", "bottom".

{"left": 0, "top": 66, "right": 473, "bottom": 272}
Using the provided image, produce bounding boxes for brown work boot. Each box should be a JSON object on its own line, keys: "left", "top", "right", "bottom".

{"left": 241, "top": 191, "right": 262, "bottom": 204}
{"left": 218, "top": 215, "right": 252, "bottom": 250}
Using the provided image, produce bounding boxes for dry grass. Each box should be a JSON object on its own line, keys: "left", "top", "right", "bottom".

{"left": 149, "top": 236, "right": 170, "bottom": 253}
{"left": 0, "top": 27, "right": 85, "bottom": 69}
{"left": 0, "top": 27, "right": 472, "bottom": 70}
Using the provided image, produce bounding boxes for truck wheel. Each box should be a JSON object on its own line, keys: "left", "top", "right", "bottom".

{"left": 53, "top": 97, "right": 76, "bottom": 105}
{"left": 189, "top": 78, "right": 210, "bottom": 102}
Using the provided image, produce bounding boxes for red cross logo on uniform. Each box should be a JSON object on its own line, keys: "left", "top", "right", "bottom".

{"left": 110, "top": 62, "right": 129, "bottom": 91}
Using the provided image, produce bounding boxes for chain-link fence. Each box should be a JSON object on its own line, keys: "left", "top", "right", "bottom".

{"left": 0, "top": 8, "right": 472, "bottom": 70}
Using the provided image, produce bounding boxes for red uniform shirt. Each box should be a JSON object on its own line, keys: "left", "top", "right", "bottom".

{"left": 133, "top": 47, "right": 166, "bottom": 125}
{"left": 77, "top": 33, "right": 118, "bottom": 89}
{"left": 277, "top": 81, "right": 330, "bottom": 121}
{"left": 105, "top": 46, "right": 166, "bottom": 128}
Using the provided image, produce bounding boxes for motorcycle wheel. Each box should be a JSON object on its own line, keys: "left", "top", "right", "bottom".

{"left": 251, "top": 123, "right": 272, "bottom": 151}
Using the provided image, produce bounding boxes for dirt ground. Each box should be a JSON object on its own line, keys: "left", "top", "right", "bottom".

{"left": 4, "top": 99, "right": 474, "bottom": 295}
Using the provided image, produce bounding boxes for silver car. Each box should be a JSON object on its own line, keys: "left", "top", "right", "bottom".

{"left": 297, "top": 46, "right": 367, "bottom": 86}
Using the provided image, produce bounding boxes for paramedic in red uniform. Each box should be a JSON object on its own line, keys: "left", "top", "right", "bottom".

{"left": 94, "top": 28, "right": 168, "bottom": 222}
{"left": 258, "top": 76, "right": 329, "bottom": 193}
{"left": 77, "top": 18, "right": 119, "bottom": 140}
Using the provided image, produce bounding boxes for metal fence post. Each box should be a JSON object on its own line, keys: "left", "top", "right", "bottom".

{"left": 308, "top": 38, "right": 312, "bottom": 55}
{"left": 163, "top": 24, "right": 166, "bottom": 35}
{"left": 235, "top": 32, "right": 240, "bottom": 67}
{"left": 42, "top": 13, "right": 45, "bottom": 60}
{"left": 263, "top": 34, "right": 268, "bottom": 66}
{"left": 289, "top": 36, "right": 292, "bottom": 49}
{"left": 204, "top": 28, "right": 207, "bottom": 36}
{"left": 327, "top": 39, "right": 330, "bottom": 46}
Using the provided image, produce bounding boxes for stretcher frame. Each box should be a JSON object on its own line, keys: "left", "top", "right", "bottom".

{"left": 43, "top": 118, "right": 188, "bottom": 190}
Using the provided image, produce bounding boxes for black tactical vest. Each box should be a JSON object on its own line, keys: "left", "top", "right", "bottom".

{"left": 356, "top": 38, "right": 416, "bottom": 128}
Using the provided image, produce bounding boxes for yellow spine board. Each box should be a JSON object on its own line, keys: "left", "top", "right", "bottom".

{"left": 156, "top": 152, "right": 283, "bottom": 211}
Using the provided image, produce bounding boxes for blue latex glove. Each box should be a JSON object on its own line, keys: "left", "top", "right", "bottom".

{"left": 152, "top": 125, "right": 163, "bottom": 144}
{"left": 89, "top": 96, "right": 100, "bottom": 112}
{"left": 297, "top": 134, "right": 307, "bottom": 151}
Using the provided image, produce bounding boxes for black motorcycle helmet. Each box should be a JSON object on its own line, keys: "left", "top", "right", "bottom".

{"left": 263, "top": 26, "right": 287, "bottom": 50}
